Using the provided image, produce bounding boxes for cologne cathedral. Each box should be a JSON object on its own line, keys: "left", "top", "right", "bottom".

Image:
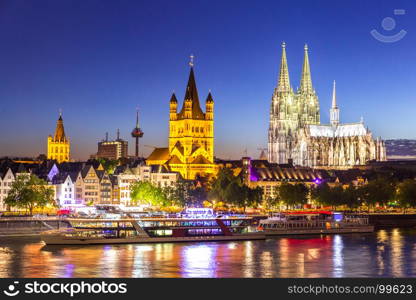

{"left": 268, "top": 43, "right": 386, "bottom": 168}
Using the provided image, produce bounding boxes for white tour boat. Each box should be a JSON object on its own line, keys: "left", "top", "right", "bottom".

{"left": 41, "top": 214, "right": 265, "bottom": 245}
{"left": 259, "top": 211, "right": 374, "bottom": 236}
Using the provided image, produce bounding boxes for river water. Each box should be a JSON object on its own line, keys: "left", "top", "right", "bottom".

{"left": 1, "top": 228, "right": 415, "bottom": 278}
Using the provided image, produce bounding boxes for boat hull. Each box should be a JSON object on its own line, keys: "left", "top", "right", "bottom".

{"left": 41, "top": 233, "right": 266, "bottom": 245}
{"left": 263, "top": 225, "right": 374, "bottom": 236}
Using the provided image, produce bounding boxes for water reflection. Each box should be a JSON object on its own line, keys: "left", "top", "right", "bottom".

{"left": 1, "top": 229, "right": 415, "bottom": 278}
{"left": 332, "top": 235, "right": 344, "bottom": 277}
{"left": 391, "top": 229, "right": 404, "bottom": 277}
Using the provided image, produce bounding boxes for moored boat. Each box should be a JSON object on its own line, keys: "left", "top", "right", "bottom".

{"left": 41, "top": 215, "right": 265, "bottom": 245}
{"left": 259, "top": 211, "right": 374, "bottom": 236}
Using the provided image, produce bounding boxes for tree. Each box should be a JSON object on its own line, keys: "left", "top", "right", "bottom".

{"left": 360, "top": 177, "right": 396, "bottom": 211}
{"left": 188, "top": 186, "right": 208, "bottom": 207}
{"left": 4, "top": 175, "right": 55, "bottom": 215}
{"left": 246, "top": 186, "right": 263, "bottom": 210}
{"left": 130, "top": 181, "right": 168, "bottom": 207}
{"left": 310, "top": 182, "right": 332, "bottom": 207}
{"left": 341, "top": 184, "right": 362, "bottom": 211}
{"left": 208, "top": 168, "right": 236, "bottom": 204}
{"left": 96, "top": 158, "right": 119, "bottom": 174}
{"left": 224, "top": 180, "right": 244, "bottom": 209}
{"left": 278, "top": 183, "right": 308, "bottom": 209}
{"left": 397, "top": 179, "right": 416, "bottom": 213}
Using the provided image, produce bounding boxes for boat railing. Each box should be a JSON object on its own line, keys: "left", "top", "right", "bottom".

{"left": 261, "top": 216, "right": 370, "bottom": 229}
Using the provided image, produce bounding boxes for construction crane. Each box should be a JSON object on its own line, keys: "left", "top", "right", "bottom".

{"left": 257, "top": 148, "right": 267, "bottom": 160}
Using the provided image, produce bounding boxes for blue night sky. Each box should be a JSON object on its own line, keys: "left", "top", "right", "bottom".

{"left": 0, "top": 0, "right": 415, "bottom": 160}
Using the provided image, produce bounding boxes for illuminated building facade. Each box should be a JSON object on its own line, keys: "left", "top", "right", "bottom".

{"left": 241, "top": 157, "right": 324, "bottom": 200}
{"left": 0, "top": 168, "right": 15, "bottom": 211}
{"left": 47, "top": 113, "right": 70, "bottom": 163}
{"left": 268, "top": 43, "right": 386, "bottom": 168}
{"left": 96, "top": 131, "right": 128, "bottom": 160}
{"left": 146, "top": 58, "right": 218, "bottom": 179}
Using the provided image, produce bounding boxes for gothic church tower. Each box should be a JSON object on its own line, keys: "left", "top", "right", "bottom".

{"left": 47, "top": 112, "right": 70, "bottom": 163}
{"left": 146, "top": 56, "right": 217, "bottom": 180}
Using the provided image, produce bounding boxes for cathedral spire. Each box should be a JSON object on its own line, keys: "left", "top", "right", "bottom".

{"left": 330, "top": 80, "right": 339, "bottom": 126}
{"left": 331, "top": 80, "right": 337, "bottom": 108}
{"left": 299, "top": 44, "right": 313, "bottom": 94}
{"left": 277, "top": 42, "right": 291, "bottom": 92}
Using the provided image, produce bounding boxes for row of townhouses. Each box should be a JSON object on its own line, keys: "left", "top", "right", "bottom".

{"left": 0, "top": 160, "right": 179, "bottom": 210}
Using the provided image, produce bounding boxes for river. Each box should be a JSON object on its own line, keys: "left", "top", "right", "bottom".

{"left": 0, "top": 228, "right": 415, "bottom": 277}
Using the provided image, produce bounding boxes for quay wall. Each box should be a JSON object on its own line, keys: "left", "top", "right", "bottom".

{"left": 368, "top": 214, "right": 416, "bottom": 228}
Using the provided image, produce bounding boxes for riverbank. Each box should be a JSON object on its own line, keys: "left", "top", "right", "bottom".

{"left": 368, "top": 214, "right": 416, "bottom": 228}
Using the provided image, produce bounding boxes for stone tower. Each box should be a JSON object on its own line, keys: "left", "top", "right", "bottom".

{"left": 47, "top": 112, "right": 70, "bottom": 163}
{"left": 268, "top": 43, "right": 320, "bottom": 164}
{"left": 147, "top": 56, "right": 217, "bottom": 179}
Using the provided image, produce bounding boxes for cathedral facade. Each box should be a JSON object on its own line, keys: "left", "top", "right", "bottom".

{"left": 268, "top": 43, "right": 386, "bottom": 168}
{"left": 146, "top": 60, "right": 218, "bottom": 179}
{"left": 47, "top": 113, "right": 70, "bottom": 163}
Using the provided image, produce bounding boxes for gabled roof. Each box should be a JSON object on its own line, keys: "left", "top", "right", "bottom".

{"left": 191, "top": 155, "right": 212, "bottom": 164}
{"left": 109, "top": 174, "right": 118, "bottom": 186}
{"left": 150, "top": 165, "right": 172, "bottom": 173}
{"left": 166, "top": 155, "right": 183, "bottom": 164}
{"left": 172, "top": 142, "right": 184, "bottom": 156}
{"left": 58, "top": 162, "right": 85, "bottom": 173}
{"left": 52, "top": 172, "right": 76, "bottom": 184}
{"left": 306, "top": 123, "right": 367, "bottom": 138}
{"left": 147, "top": 147, "right": 170, "bottom": 162}
{"left": 81, "top": 165, "right": 97, "bottom": 178}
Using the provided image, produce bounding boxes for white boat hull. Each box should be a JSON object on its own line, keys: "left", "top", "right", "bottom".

{"left": 263, "top": 225, "right": 374, "bottom": 236}
{"left": 41, "top": 233, "right": 266, "bottom": 245}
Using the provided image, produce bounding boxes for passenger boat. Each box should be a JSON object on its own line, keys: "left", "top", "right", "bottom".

{"left": 259, "top": 211, "right": 374, "bottom": 236}
{"left": 41, "top": 214, "right": 265, "bottom": 245}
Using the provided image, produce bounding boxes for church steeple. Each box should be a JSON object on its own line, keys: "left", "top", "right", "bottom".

{"left": 48, "top": 110, "right": 70, "bottom": 163}
{"left": 177, "top": 57, "right": 205, "bottom": 120}
{"left": 299, "top": 44, "right": 313, "bottom": 94}
{"left": 277, "top": 42, "right": 291, "bottom": 93}
{"left": 330, "top": 80, "right": 339, "bottom": 126}
{"left": 54, "top": 111, "right": 67, "bottom": 142}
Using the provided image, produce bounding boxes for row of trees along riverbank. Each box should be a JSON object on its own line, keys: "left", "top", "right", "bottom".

{"left": 3, "top": 170, "right": 416, "bottom": 214}
{"left": 130, "top": 169, "right": 416, "bottom": 213}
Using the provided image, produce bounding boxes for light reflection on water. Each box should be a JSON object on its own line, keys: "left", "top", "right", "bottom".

{"left": 1, "top": 229, "right": 416, "bottom": 278}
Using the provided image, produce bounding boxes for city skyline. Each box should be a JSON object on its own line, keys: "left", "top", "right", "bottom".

{"left": 0, "top": 0, "right": 415, "bottom": 160}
